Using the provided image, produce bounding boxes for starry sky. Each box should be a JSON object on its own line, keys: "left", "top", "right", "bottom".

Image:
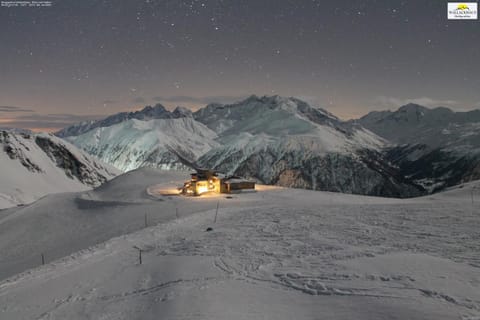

{"left": 0, "top": 0, "right": 479, "bottom": 131}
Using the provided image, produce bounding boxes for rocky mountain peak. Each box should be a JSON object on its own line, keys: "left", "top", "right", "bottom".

{"left": 172, "top": 106, "right": 193, "bottom": 118}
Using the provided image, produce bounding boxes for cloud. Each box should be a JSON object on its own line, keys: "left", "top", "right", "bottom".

{"left": 102, "top": 100, "right": 117, "bottom": 104}
{"left": 132, "top": 97, "right": 146, "bottom": 103}
{"left": 0, "top": 113, "right": 103, "bottom": 132}
{"left": 293, "top": 96, "right": 338, "bottom": 108}
{"left": 374, "top": 96, "right": 458, "bottom": 109}
{"left": 0, "top": 105, "right": 34, "bottom": 113}
{"left": 152, "top": 95, "right": 247, "bottom": 105}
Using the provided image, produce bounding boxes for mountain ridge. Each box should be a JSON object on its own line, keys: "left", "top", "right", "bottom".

{"left": 56, "top": 104, "right": 191, "bottom": 138}
{"left": 0, "top": 130, "right": 119, "bottom": 209}
{"left": 358, "top": 104, "right": 480, "bottom": 146}
{"left": 358, "top": 104, "right": 480, "bottom": 192}
{"left": 64, "top": 117, "right": 220, "bottom": 172}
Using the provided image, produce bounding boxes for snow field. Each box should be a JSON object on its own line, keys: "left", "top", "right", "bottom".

{"left": 0, "top": 170, "right": 479, "bottom": 319}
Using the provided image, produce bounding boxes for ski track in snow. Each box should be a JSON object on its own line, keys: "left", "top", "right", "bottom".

{"left": 0, "top": 170, "right": 479, "bottom": 319}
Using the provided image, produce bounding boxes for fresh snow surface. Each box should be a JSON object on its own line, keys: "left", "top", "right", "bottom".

{"left": 0, "top": 169, "right": 479, "bottom": 319}
{"left": 0, "top": 131, "right": 119, "bottom": 209}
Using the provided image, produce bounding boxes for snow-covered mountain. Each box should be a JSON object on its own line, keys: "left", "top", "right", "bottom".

{"left": 65, "top": 117, "right": 219, "bottom": 172}
{"left": 56, "top": 104, "right": 191, "bottom": 138}
{"left": 0, "top": 130, "right": 119, "bottom": 209}
{"left": 358, "top": 104, "right": 480, "bottom": 192}
{"left": 358, "top": 103, "right": 480, "bottom": 147}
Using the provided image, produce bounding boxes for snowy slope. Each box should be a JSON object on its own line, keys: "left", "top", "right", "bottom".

{"left": 0, "top": 169, "right": 478, "bottom": 319}
{"left": 0, "top": 130, "right": 119, "bottom": 209}
{"left": 65, "top": 117, "right": 220, "bottom": 171}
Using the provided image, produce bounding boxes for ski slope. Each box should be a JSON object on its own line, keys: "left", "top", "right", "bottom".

{"left": 0, "top": 169, "right": 479, "bottom": 319}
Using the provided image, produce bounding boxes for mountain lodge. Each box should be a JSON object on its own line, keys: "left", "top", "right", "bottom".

{"left": 180, "top": 169, "right": 255, "bottom": 196}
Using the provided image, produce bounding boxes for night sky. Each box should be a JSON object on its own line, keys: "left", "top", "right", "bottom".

{"left": 1, "top": 0, "right": 479, "bottom": 131}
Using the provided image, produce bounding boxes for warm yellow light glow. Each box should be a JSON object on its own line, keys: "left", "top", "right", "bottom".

{"left": 254, "top": 184, "right": 281, "bottom": 191}
{"left": 196, "top": 185, "right": 209, "bottom": 194}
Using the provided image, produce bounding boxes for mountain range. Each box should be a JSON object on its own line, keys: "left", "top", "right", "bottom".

{"left": 3, "top": 95, "right": 480, "bottom": 203}
{"left": 64, "top": 116, "right": 219, "bottom": 172}
{"left": 50, "top": 95, "right": 480, "bottom": 197}
{"left": 55, "top": 95, "right": 422, "bottom": 197}
{"left": 193, "top": 95, "right": 422, "bottom": 197}
{"left": 357, "top": 103, "right": 480, "bottom": 192}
